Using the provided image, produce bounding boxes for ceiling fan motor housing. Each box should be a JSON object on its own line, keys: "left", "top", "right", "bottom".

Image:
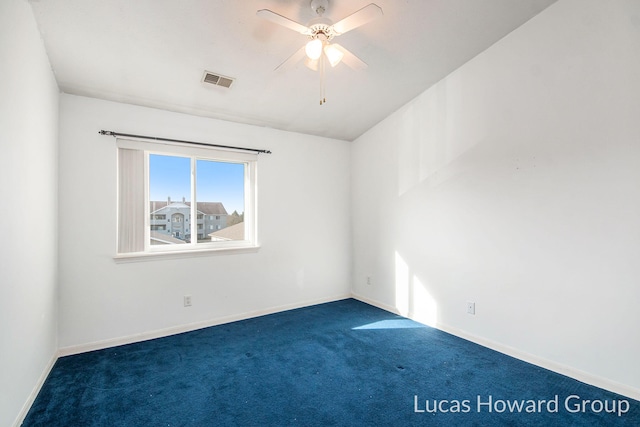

{"left": 308, "top": 18, "right": 335, "bottom": 41}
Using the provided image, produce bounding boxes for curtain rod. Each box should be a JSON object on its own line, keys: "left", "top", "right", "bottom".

{"left": 99, "top": 130, "right": 272, "bottom": 154}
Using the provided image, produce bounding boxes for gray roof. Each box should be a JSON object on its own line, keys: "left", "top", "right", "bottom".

{"left": 149, "top": 231, "right": 186, "bottom": 245}
{"left": 209, "top": 222, "right": 244, "bottom": 241}
{"left": 195, "top": 202, "right": 228, "bottom": 215}
{"left": 150, "top": 201, "right": 169, "bottom": 212}
{"left": 150, "top": 201, "right": 228, "bottom": 215}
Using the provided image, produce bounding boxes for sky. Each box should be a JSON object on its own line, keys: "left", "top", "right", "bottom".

{"left": 149, "top": 154, "right": 245, "bottom": 214}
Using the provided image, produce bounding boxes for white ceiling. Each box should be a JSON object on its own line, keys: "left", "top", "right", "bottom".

{"left": 30, "top": 0, "right": 557, "bottom": 141}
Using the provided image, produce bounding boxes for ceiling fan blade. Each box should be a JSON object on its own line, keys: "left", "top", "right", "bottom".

{"left": 275, "top": 45, "right": 307, "bottom": 72}
{"left": 256, "top": 9, "right": 312, "bottom": 35}
{"left": 331, "top": 44, "right": 368, "bottom": 70}
{"left": 332, "top": 3, "right": 383, "bottom": 35}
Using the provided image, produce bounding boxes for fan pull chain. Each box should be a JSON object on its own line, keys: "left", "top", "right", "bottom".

{"left": 320, "top": 51, "right": 326, "bottom": 105}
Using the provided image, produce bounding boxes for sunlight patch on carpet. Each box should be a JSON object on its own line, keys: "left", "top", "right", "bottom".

{"left": 352, "top": 319, "right": 427, "bottom": 330}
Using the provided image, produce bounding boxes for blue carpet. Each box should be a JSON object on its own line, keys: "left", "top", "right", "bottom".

{"left": 23, "top": 299, "right": 639, "bottom": 426}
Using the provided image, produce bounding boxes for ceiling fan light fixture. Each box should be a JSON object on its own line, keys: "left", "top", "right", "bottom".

{"left": 257, "top": 1, "right": 383, "bottom": 104}
{"left": 305, "top": 38, "right": 323, "bottom": 60}
{"left": 304, "top": 57, "right": 319, "bottom": 71}
{"left": 324, "top": 44, "right": 344, "bottom": 67}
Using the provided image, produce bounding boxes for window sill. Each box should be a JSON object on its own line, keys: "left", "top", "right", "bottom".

{"left": 113, "top": 245, "right": 260, "bottom": 263}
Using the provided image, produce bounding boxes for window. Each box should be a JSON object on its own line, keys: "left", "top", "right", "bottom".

{"left": 116, "top": 138, "right": 257, "bottom": 258}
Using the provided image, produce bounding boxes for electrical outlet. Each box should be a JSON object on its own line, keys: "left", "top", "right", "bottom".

{"left": 184, "top": 295, "right": 192, "bottom": 307}
{"left": 366, "top": 276, "right": 372, "bottom": 286}
{"left": 467, "top": 302, "right": 475, "bottom": 315}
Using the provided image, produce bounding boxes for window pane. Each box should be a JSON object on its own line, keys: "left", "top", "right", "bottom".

{"left": 196, "top": 159, "right": 245, "bottom": 243}
{"left": 149, "top": 154, "right": 191, "bottom": 245}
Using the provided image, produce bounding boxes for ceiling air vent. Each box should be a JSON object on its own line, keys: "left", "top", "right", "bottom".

{"left": 202, "top": 71, "right": 234, "bottom": 88}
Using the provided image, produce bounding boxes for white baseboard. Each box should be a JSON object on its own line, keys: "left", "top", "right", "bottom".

{"left": 58, "top": 293, "right": 352, "bottom": 357}
{"left": 13, "top": 352, "right": 58, "bottom": 427}
{"left": 350, "top": 293, "right": 640, "bottom": 402}
{"left": 437, "top": 322, "right": 640, "bottom": 402}
{"left": 351, "top": 292, "right": 400, "bottom": 315}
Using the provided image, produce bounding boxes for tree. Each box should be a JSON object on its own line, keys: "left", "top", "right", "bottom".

{"left": 227, "top": 210, "right": 244, "bottom": 226}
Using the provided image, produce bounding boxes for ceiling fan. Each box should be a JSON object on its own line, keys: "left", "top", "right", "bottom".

{"left": 257, "top": 0, "right": 383, "bottom": 104}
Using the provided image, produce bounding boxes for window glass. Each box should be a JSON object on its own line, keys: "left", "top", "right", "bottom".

{"left": 149, "top": 154, "right": 190, "bottom": 245}
{"left": 196, "top": 159, "right": 245, "bottom": 244}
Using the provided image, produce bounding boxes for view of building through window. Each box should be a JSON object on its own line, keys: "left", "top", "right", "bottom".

{"left": 148, "top": 154, "right": 245, "bottom": 245}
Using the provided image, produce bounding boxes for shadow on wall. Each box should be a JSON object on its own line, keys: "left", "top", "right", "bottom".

{"left": 397, "top": 83, "right": 479, "bottom": 198}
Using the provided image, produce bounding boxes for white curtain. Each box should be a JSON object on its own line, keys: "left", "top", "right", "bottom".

{"left": 117, "top": 148, "right": 145, "bottom": 253}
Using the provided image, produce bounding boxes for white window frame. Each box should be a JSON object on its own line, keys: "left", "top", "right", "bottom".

{"left": 115, "top": 138, "right": 259, "bottom": 261}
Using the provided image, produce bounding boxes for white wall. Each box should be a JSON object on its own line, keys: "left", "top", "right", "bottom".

{"left": 57, "top": 94, "right": 351, "bottom": 350}
{"left": 351, "top": 0, "right": 640, "bottom": 398}
{"left": 0, "top": 1, "right": 60, "bottom": 426}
